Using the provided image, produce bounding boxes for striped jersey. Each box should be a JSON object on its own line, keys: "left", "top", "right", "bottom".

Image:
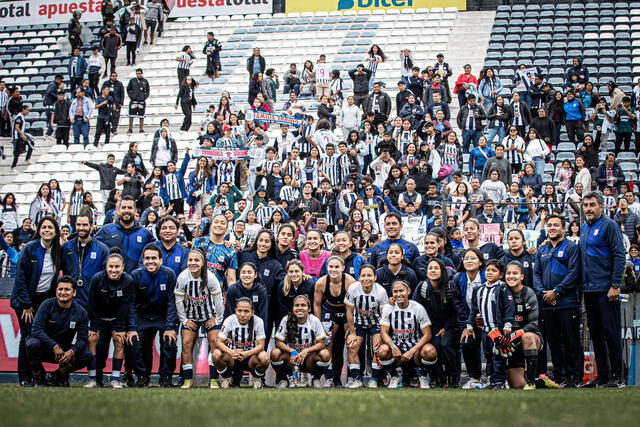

{"left": 216, "top": 161, "right": 236, "bottom": 186}
{"left": 396, "top": 130, "right": 415, "bottom": 154}
{"left": 174, "top": 269, "right": 224, "bottom": 323}
{"left": 50, "top": 189, "right": 65, "bottom": 212}
{"left": 344, "top": 282, "right": 388, "bottom": 327}
{"left": 279, "top": 185, "right": 299, "bottom": 203}
{"left": 177, "top": 52, "right": 192, "bottom": 70}
{"left": 441, "top": 143, "right": 460, "bottom": 167}
{"left": 503, "top": 136, "right": 524, "bottom": 165}
{"left": 301, "top": 159, "right": 319, "bottom": 186}
{"left": 69, "top": 191, "right": 83, "bottom": 216}
{"left": 298, "top": 124, "right": 314, "bottom": 155}
{"left": 256, "top": 206, "right": 279, "bottom": 226}
{"left": 283, "top": 158, "right": 304, "bottom": 180}
{"left": 320, "top": 153, "right": 340, "bottom": 186}
{"left": 473, "top": 281, "right": 508, "bottom": 332}
{"left": 275, "top": 313, "right": 326, "bottom": 350}
{"left": 366, "top": 54, "right": 382, "bottom": 74}
{"left": 219, "top": 314, "right": 266, "bottom": 350}
{"left": 337, "top": 154, "right": 351, "bottom": 180}
{"left": 164, "top": 171, "right": 182, "bottom": 200}
{"left": 192, "top": 237, "right": 238, "bottom": 286}
{"left": 380, "top": 301, "right": 431, "bottom": 352}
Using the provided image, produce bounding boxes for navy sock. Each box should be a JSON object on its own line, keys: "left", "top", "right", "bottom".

{"left": 88, "top": 355, "right": 97, "bottom": 380}
{"left": 183, "top": 364, "right": 193, "bottom": 380}
{"left": 348, "top": 364, "right": 361, "bottom": 380}
{"left": 271, "top": 361, "right": 286, "bottom": 382}
{"left": 110, "top": 358, "right": 123, "bottom": 382}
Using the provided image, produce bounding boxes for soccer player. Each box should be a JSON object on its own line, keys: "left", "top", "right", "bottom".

{"left": 175, "top": 249, "right": 224, "bottom": 389}
{"left": 313, "top": 256, "right": 356, "bottom": 387}
{"left": 503, "top": 261, "right": 542, "bottom": 390}
{"left": 85, "top": 250, "right": 136, "bottom": 388}
{"left": 212, "top": 298, "right": 269, "bottom": 389}
{"left": 26, "top": 276, "right": 92, "bottom": 387}
{"left": 344, "top": 264, "right": 388, "bottom": 388}
{"left": 271, "top": 295, "right": 330, "bottom": 389}
{"left": 378, "top": 280, "right": 436, "bottom": 389}
{"left": 193, "top": 214, "right": 238, "bottom": 288}
{"left": 130, "top": 245, "right": 178, "bottom": 388}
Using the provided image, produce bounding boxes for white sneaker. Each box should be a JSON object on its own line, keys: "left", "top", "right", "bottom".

{"left": 252, "top": 377, "right": 263, "bottom": 389}
{"left": 276, "top": 380, "right": 289, "bottom": 389}
{"left": 419, "top": 376, "right": 430, "bottom": 389}
{"left": 219, "top": 378, "right": 232, "bottom": 389}
{"left": 345, "top": 378, "right": 355, "bottom": 388}
{"left": 323, "top": 379, "right": 334, "bottom": 388}
{"left": 297, "top": 375, "right": 310, "bottom": 388}
{"left": 367, "top": 379, "right": 378, "bottom": 388}
{"left": 388, "top": 376, "right": 401, "bottom": 389}
{"left": 347, "top": 379, "right": 363, "bottom": 389}
{"left": 84, "top": 380, "right": 97, "bottom": 388}
{"left": 312, "top": 379, "right": 323, "bottom": 389}
{"left": 462, "top": 378, "right": 481, "bottom": 389}
{"left": 111, "top": 380, "right": 123, "bottom": 389}
{"left": 25, "top": 160, "right": 32, "bottom": 165}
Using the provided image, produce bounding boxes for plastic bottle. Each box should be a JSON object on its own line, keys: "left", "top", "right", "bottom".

{"left": 291, "top": 350, "right": 300, "bottom": 387}
{"left": 619, "top": 293, "right": 630, "bottom": 303}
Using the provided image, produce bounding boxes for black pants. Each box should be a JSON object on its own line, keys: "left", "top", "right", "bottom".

{"left": 131, "top": 317, "right": 177, "bottom": 378}
{"left": 177, "top": 68, "right": 189, "bottom": 86}
{"left": 354, "top": 94, "right": 368, "bottom": 109}
{"left": 461, "top": 326, "right": 482, "bottom": 380}
{"left": 69, "top": 35, "right": 82, "bottom": 54}
{"left": 44, "top": 106, "right": 54, "bottom": 136}
{"left": 169, "top": 198, "right": 185, "bottom": 215}
{"left": 111, "top": 106, "right": 121, "bottom": 133}
{"left": 0, "top": 113, "right": 10, "bottom": 137}
{"left": 180, "top": 102, "right": 192, "bottom": 131}
{"left": 13, "top": 293, "right": 49, "bottom": 382}
{"left": 104, "top": 56, "right": 116, "bottom": 76}
{"left": 539, "top": 307, "right": 583, "bottom": 379}
{"left": 584, "top": 292, "right": 623, "bottom": 379}
{"left": 126, "top": 42, "right": 137, "bottom": 65}
{"left": 69, "top": 77, "right": 83, "bottom": 96}
{"left": 634, "top": 132, "right": 640, "bottom": 155}
{"left": 94, "top": 118, "right": 111, "bottom": 146}
{"left": 26, "top": 336, "right": 92, "bottom": 373}
{"left": 457, "top": 91, "right": 467, "bottom": 109}
{"left": 615, "top": 132, "right": 632, "bottom": 154}
{"left": 430, "top": 326, "right": 461, "bottom": 378}
{"left": 55, "top": 127, "right": 70, "bottom": 146}
{"left": 12, "top": 138, "right": 33, "bottom": 168}
{"left": 88, "top": 73, "right": 100, "bottom": 98}
{"left": 565, "top": 120, "right": 584, "bottom": 144}
{"left": 95, "top": 322, "right": 116, "bottom": 383}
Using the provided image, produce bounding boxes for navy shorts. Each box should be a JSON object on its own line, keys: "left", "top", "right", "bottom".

{"left": 181, "top": 320, "right": 221, "bottom": 334}
{"left": 355, "top": 324, "right": 380, "bottom": 338}
{"left": 90, "top": 319, "right": 126, "bottom": 334}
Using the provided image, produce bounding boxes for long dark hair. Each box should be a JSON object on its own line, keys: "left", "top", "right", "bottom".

{"left": 247, "top": 229, "right": 276, "bottom": 259}
{"left": 425, "top": 258, "right": 451, "bottom": 306}
{"left": 33, "top": 216, "right": 62, "bottom": 268}
{"left": 368, "top": 44, "right": 386, "bottom": 62}
{"left": 2, "top": 193, "right": 17, "bottom": 210}
{"left": 384, "top": 165, "right": 404, "bottom": 187}
{"left": 181, "top": 75, "right": 198, "bottom": 88}
{"left": 36, "top": 183, "right": 52, "bottom": 203}
{"left": 82, "top": 192, "right": 97, "bottom": 210}
{"left": 286, "top": 295, "right": 311, "bottom": 344}
{"left": 456, "top": 247, "right": 486, "bottom": 273}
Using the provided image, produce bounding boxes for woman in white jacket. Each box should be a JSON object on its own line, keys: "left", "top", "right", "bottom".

{"left": 0, "top": 193, "right": 20, "bottom": 232}
{"left": 573, "top": 155, "right": 592, "bottom": 192}
{"left": 338, "top": 95, "right": 361, "bottom": 139}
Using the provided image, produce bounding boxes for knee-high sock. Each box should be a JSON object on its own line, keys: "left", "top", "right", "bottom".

{"left": 525, "top": 349, "right": 538, "bottom": 383}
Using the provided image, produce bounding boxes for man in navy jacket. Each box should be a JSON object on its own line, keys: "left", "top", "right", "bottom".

{"left": 369, "top": 213, "right": 420, "bottom": 268}
{"left": 580, "top": 191, "right": 626, "bottom": 387}
{"left": 61, "top": 214, "right": 109, "bottom": 309}
{"left": 26, "top": 276, "right": 92, "bottom": 386}
{"left": 96, "top": 196, "right": 154, "bottom": 273}
{"left": 140, "top": 216, "right": 189, "bottom": 278}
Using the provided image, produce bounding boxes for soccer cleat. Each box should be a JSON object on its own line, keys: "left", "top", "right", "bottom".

{"left": 367, "top": 379, "right": 378, "bottom": 388}
{"left": 134, "top": 376, "right": 151, "bottom": 388}
{"left": 209, "top": 379, "right": 220, "bottom": 389}
{"left": 523, "top": 383, "right": 536, "bottom": 390}
{"left": 84, "top": 380, "right": 97, "bottom": 388}
{"left": 461, "top": 378, "right": 481, "bottom": 389}
{"left": 312, "top": 379, "right": 323, "bottom": 389}
{"left": 447, "top": 376, "right": 460, "bottom": 389}
{"left": 252, "top": 377, "right": 263, "bottom": 389}
{"left": 418, "top": 376, "right": 430, "bottom": 389}
{"left": 491, "top": 383, "right": 506, "bottom": 390}
{"left": 33, "top": 376, "right": 49, "bottom": 388}
{"left": 562, "top": 377, "right": 579, "bottom": 389}
{"left": 323, "top": 379, "right": 334, "bottom": 388}
{"left": 297, "top": 376, "right": 310, "bottom": 388}
{"left": 46, "top": 371, "right": 69, "bottom": 387}
{"left": 180, "top": 379, "right": 193, "bottom": 389}
{"left": 121, "top": 372, "right": 135, "bottom": 388}
{"left": 347, "top": 379, "right": 363, "bottom": 389}
{"left": 603, "top": 376, "right": 626, "bottom": 388}
{"left": 388, "top": 376, "right": 401, "bottom": 389}
{"left": 159, "top": 377, "right": 175, "bottom": 388}
{"left": 276, "top": 380, "right": 289, "bottom": 390}
{"left": 219, "top": 378, "right": 232, "bottom": 389}
{"left": 110, "top": 380, "right": 123, "bottom": 389}
{"left": 537, "top": 374, "right": 560, "bottom": 389}
{"left": 345, "top": 378, "right": 355, "bottom": 388}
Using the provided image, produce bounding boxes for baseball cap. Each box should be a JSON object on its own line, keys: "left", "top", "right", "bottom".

{"left": 349, "top": 165, "right": 358, "bottom": 173}
{"left": 437, "top": 53, "right": 444, "bottom": 57}
{"left": 74, "top": 179, "right": 83, "bottom": 184}
{"left": 223, "top": 125, "right": 231, "bottom": 131}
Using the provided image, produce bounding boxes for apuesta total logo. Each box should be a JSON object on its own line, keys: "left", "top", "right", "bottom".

{"left": 337, "top": 0, "right": 414, "bottom": 10}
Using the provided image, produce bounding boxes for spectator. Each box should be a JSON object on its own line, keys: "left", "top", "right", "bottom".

{"left": 478, "top": 67, "right": 503, "bottom": 113}
{"left": 126, "top": 68, "right": 150, "bottom": 133}
{"left": 564, "top": 57, "right": 589, "bottom": 86}
{"left": 261, "top": 68, "right": 279, "bottom": 111}
{"left": 93, "top": 86, "right": 114, "bottom": 148}
{"left": 203, "top": 32, "right": 223, "bottom": 83}
{"left": 101, "top": 72, "right": 125, "bottom": 134}
{"left": 529, "top": 108, "right": 555, "bottom": 151}
{"left": 615, "top": 198, "right": 640, "bottom": 242}
{"left": 144, "top": 0, "right": 163, "bottom": 45}
{"left": 563, "top": 90, "right": 585, "bottom": 145}
{"left": 457, "top": 94, "right": 486, "bottom": 154}
{"left": 348, "top": 64, "right": 372, "bottom": 109}
{"left": 364, "top": 82, "right": 391, "bottom": 127}
{"left": 482, "top": 144, "right": 512, "bottom": 187}
{"left": 176, "top": 45, "right": 195, "bottom": 86}
{"left": 67, "top": 10, "right": 83, "bottom": 54}
{"left": 595, "top": 153, "right": 624, "bottom": 193}
{"left": 486, "top": 95, "right": 509, "bottom": 145}
{"left": 454, "top": 64, "right": 478, "bottom": 108}
{"left": 282, "top": 63, "right": 301, "bottom": 96}
{"left": 69, "top": 88, "right": 93, "bottom": 148}
{"left": 101, "top": 27, "right": 122, "bottom": 76}
{"left": 68, "top": 48, "right": 87, "bottom": 95}
{"left": 399, "top": 48, "right": 413, "bottom": 86}
{"left": 509, "top": 92, "right": 532, "bottom": 138}
{"left": 246, "top": 47, "right": 266, "bottom": 79}
{"left": 122, "top": 17, "right": 141, "bottom": 66}
{"left": 81, "top": 154, "right": 126, "bottom": 202}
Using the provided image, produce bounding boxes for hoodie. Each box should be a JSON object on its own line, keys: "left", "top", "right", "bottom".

{"left": 224, "top": 280, "right": 268, "bottom": 327}
{"left": 95, "top": 220, "right": 155, "bottom": 273}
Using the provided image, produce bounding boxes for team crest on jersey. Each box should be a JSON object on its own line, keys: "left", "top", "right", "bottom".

{"left": 218, "top": 255, "right": 225, "bottom": 262}
{"left": 507, "top": 295, "right": 513, "bottom": 300}
{"left": 515, "top": 315, "right": 524, "bottom": 322}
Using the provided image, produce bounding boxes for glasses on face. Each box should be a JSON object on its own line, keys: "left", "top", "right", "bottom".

{"left": 365, "top": 187, "right": 373, "bottom": 191}
{"left": 510, "top": 129, "right": 517, "bottom": 132}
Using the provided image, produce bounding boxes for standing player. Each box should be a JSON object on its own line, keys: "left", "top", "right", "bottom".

{"left": 270, "top": 295, "right": 330, "bottom": 389}
{"left": 378, "top": 280, "right": 437, "bottom": 389}
{"left": 212, "top": 298, "right": 269, "bottom": 389}
{"left": 175, "top": 249, "right": 224, "bottom": 389}
{"left": 193, "top": 214, "right": 237, "bottom": 289}
{"left": 344, "top": 264, "right": 388, "bottom": 388}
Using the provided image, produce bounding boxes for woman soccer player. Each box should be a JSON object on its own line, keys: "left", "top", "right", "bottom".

{"left": 271, "top": 295, "right": 330, "bottom": 389}
{"left": 175, "top": 249, "right": 224, "bottom": 389}
{"left": 462, "top": 260, "right": 515, "bottom": 389}
{"left": 344, "top": 264, "right": 388, "bottom": 388}
{"left": 85, "top": 250, "right": 135, "bottom": 388}
{"left": 212, "top": 298, "right": 269, "bottom": 389}
{"left": 378, "top": 280, "right": 437, "bottom": 389}
{"left": 503, "top": 261, "right": 542, "bottom": 390}
{"left": 313, "top": 256, "right": 356, "bottom": 387}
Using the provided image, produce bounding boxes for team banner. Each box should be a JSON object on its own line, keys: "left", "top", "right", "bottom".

{"left": 193, "top": 147, "right": 251, "bottom": 160}
{"left": 168, "top": 0, "right": 273, "bottom": 17}
{"left": 285, "top": 0, "right": 465, "bottom": 13}
{"left": 0, "top": 0, "right": 102, "bottom": 27}
{"left": 401, "top": 216, "right": 427, "bottom": 252}
{"left": 245, "top": 111, "right": 304, "bottom": 128}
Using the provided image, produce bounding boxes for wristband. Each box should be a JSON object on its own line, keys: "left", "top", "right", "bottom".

{"left": 290, "top": 350, "right": 298, "bottom": 356}
{"left": 488, "top": 328, "right": 502, "bottom": 341}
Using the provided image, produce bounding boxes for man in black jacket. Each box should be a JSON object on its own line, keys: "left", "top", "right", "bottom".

{"left": 82, "top": 154, "right": 126, "bottom": 204}
{"left": 348, "top": 64, "right": 372, "bottom": 109}
{"left": 364, "top": 83, "right": 391, "bottom": 127}
{"left": 43, "top": 74, "right": 64, "bottom": 137}
{"left": 457, "top": 94, "right": 486, "bottom": 153}
{"left": 101, "top": 72, "right": 125, "bottom": 134}
{"left": 126, "top": 68, "right": 150, "bottom": 134}
{"left": 51, "top": 90, "right": 71, "bottom": 146}
{"left": 530, "top": 108, "right": 555, "bottom": 147}
{"left": 395, "top": 80, "right": 413, "bottom": 116}
{"left": 101, "top": 27, "right": 122, "bottom": 77}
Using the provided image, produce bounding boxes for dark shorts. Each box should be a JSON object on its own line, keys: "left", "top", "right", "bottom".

{"left": 90, "top": 319, "right": 126, "bottom": 334}
{"left": 355, "top": 324, "right": 380, "bottom": 338}
{"left": 231, "top": 357, "right": 252, "bottom": 373}
{"left": 507, "top": 333, "right": 543, "bottom": 369}
{"left": 181, "top": 320, "right": 221, "bottom": 334}
{"left": 321, "top": 302, "right": 347, "bottom": 333}
{"left": 145, "top": 20, "right": 158, "bottom": 32}
{"left": 128, "top": 101, "right": 146, "bottom": 118}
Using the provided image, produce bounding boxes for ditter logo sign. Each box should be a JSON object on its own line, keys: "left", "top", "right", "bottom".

{"left": 337, "top": 0, "right": 414, "bottom": 10}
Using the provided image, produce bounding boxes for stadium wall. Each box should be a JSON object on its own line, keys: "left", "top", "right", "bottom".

{"left": 284, "top": 0, "right": 466, "bottom": 13}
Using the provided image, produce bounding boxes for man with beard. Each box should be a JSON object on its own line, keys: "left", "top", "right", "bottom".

{"left": 61, "top": 214, "right": 109, "bottom": 308}
{"left": 96, "top": 196, "right": 154, "bottom": 273}
{"left": 193, "top": 214, "right": 237, "bottom": 289}
{"left": 413, "top": 233, "right": 457, "bottom": 282}
{"left": 369, "top": 213, "right": 420, "bottom": 268}
{"left": 140, "top": 216, "right": 189, "bottom": 277}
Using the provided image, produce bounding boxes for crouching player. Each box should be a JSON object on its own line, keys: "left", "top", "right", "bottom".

{"left": 212, "top": 298, "right": 269, "bottom": 389}
{"left": 503, "top": 261, "right": 542, "bottom": 390}
{"left": 270, "top": 295, "right": 331, "bottom": 389}
{"left": 26, "top": 276, "right": 93, "bottom": 386}
{"left": 462, "top": 260, "right": 515, "bottom": 389}
{"left": 378, "top": 280, "right": 437, "bottom": 389}
{"left": 344, "top": 264, "right": 388, "bottom": 388}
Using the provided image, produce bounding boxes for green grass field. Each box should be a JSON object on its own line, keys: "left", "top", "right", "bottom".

{"left": 0, "top": 385, "right": 638, "bottom": 427}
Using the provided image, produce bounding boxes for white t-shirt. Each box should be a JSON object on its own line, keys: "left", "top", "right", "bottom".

{"left": 315, "top": 63, "right": 332, "bottom": 84}
{"left": 275, "top": 314, "right": 326, "bottom": 350}
{"left": 36, "top": 246, "right": 55, "bottom": 293}
{"left": 219, "top": 314, "right": 266, "bottom": 350}
{"left": 155, "top": 138, "right": 172, "bottom": 167}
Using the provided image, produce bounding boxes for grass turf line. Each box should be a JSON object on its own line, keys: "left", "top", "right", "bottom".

{"left": 0, "top": 386, "right": 638, "bottom": 427}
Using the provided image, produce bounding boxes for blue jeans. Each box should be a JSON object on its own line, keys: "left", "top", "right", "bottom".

{"left": 486, "top": 126, "right": 505, "bottom": 145}
{"left": 368, "top": 71, "right": 377, "bottom": 91}
{"left": 483, "top": 97, "right": 495, "bottom": 113}
{"left": 482, "top": 330, "right": 507, "bottom": 385}
{"left": 462, "top": 130, "right": 483, "bottom": 153}
{"left": 283, "top": 83, "right": 300, "bottom": 96}
{"left": 72, "top": 119, "right": 90, "bottom": 146}
{"left": 533, "top": 156, "right": 545, "bottom": 177}
{"left": 402, "top": 76, "right": 410, "bottom": 86}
